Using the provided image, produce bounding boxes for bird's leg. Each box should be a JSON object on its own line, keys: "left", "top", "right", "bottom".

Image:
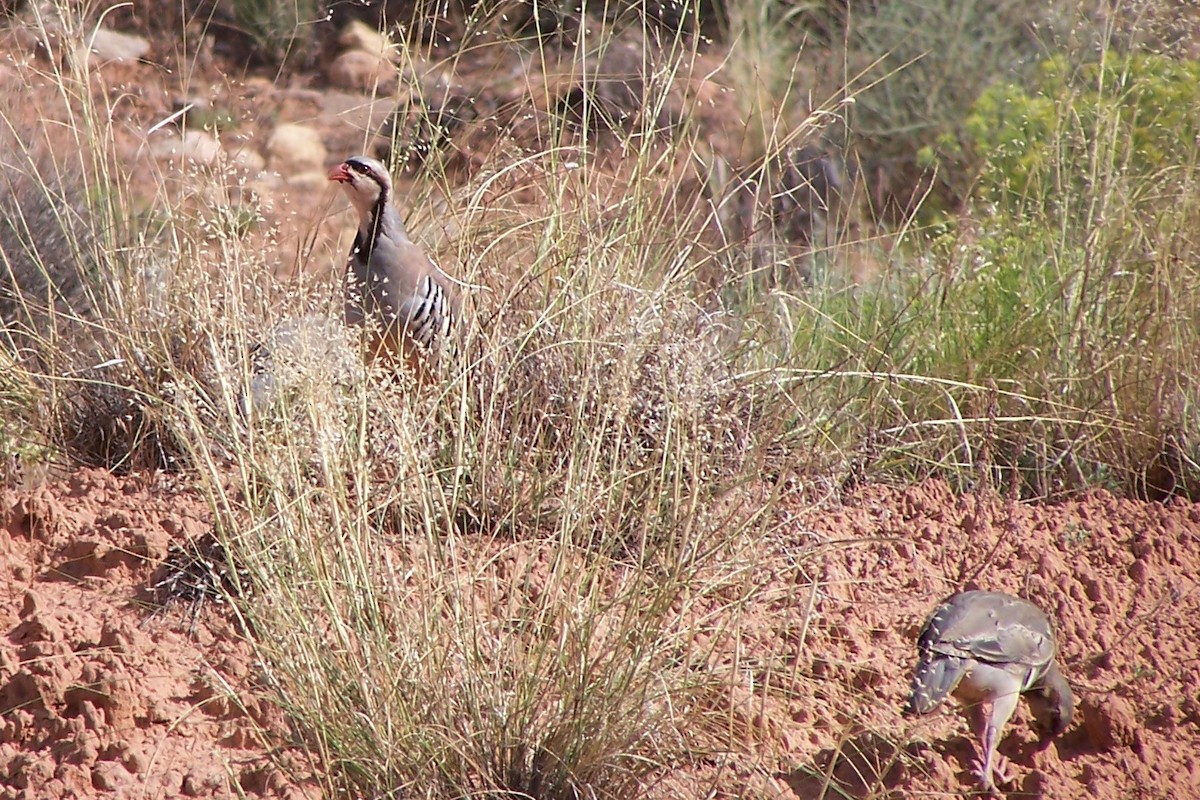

{"left": 992, "top": 752, "right": 1017, "bottom": 788}
{"left": 978, "top": 691, "right": 1021, "bottom": 794}
{"left": 965, "top": 702, "right": 998, "bottom": 794}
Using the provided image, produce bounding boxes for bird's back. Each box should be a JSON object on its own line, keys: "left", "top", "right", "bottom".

{"left": 906, "top": 591, "right": 1058, "bottom": 714}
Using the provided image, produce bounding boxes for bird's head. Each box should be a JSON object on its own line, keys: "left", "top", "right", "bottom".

{"left": 329, "top": 155, "right": 392, "bottom": 218}
{"left": 1028, "top": 662, "right": 1075, "bottom": 739}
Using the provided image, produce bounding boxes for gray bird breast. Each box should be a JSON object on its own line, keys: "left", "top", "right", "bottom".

{"left": 346, "top": 254, "right": 401, "bottom": 327}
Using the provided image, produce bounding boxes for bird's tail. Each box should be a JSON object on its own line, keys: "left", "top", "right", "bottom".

{"left": 905, "top": 654, "right": 965, "bottom": 716}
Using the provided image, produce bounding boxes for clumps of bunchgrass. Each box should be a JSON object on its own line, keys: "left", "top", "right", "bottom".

{"left": 719, "top": 0, "right": 820, "bottom": 164}
{"left": 149, "top": 31, "right": 795, "bottom": 797}
{"left": 171, "top": 360, "right": 775, "bottom": 798}
{"left": 753, "top": 101, "right": 1200, "bottom": 498}
{"left": 0, "top": 2, "right": 213, "bottom": 469}
{"left": 225, "top": 0, "right": 320, "bottom": 69}
{"left": 717, "top": 5, "right": 1200, "bottom": 499}
{"left": 0, "top": 7, "right": 845, "bottom": 797}
{"left": 10, "top": 4, "right": 1200, "bottom": 800}
{"left": 0, "top": 128, "right": 100, "bottom": 338}
{"left": 0, "top": 39, "right": 338, "bottom": 473}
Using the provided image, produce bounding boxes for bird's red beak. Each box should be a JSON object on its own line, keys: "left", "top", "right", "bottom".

{"left": 328, "top": 163, "right": 351, "bottom": 183}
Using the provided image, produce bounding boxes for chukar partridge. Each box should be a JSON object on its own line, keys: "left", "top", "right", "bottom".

{"left": 328, "top": 155, "right": 457, "bottom": 378}
{"left": 906, "top": 590, "right": 1074, "bottom": 794}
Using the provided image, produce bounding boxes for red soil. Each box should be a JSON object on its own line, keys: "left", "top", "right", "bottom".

{"left": 2, "top": 471, "right": 1197, "bottom": 798}
{"left": 0, "top": 470, "right": 310, "bottom": 799}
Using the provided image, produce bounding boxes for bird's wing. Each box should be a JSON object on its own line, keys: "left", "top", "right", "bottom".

{"left": 400, "top": 271, "right": 455, "bottom": 349}
{"left": 907, "top": 652, "right": 968, "bottom": 714}
{"left": 923, "top": 591, "right": 1057, "bottom": 669}
{"left": 366, "top": 236, "right": 454, "bottom": 346}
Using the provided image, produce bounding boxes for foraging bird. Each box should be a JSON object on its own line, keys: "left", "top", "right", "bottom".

{"left": 906, "top": 590, "right": 1074, "bottom": 794}
{"left": 328, "top": 155, "right": 457, "bottom": 378}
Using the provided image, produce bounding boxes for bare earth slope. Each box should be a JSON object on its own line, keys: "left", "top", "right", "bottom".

{"left": 770, "top": 480, "right": 1200, "bottom": 798}
{"left": 0, "top": 470, "right": 308, "bottom": 800}
{"left": 1, "top": 471, "right": 1197, "bottom": 799}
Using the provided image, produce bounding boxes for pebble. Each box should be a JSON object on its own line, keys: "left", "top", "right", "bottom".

{"left": 266, "top": 123, "right": 326, "bottom": 176}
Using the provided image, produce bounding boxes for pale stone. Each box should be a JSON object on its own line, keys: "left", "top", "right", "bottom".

{"left": 266, "top": 123, "right": 326, "bottom": 176}
{"left": 227, "top": 146, "right": 266, "bottom": 173}
{"left": 327, "top": 50, "right": 395, "bottom": 94}
{"left": 284, "top": 170, "right": 330, "bottom": 193}
{"left": 83, "top": 27, "right": 150, "bottom": 65}
{"left": 337, "top": 20, "right": 392, "bottom": 60}
{"left": 150, "top": 130, "right": 223, "bottom": 166}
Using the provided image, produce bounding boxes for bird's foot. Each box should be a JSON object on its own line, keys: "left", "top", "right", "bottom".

{"left": 973, "top": 774, "right": 1000, "bottom": 797}
{"left": 973, "top": 765, "right": 998, "bottom": 796}
{"left": 992, "top": 753, "right": 1017, "bottom": 787}
{"left": 974, "top": 754, "right": 1016, "bottom": 796}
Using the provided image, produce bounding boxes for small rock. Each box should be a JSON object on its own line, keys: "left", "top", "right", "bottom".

{"left": 238, "top": 764, "right": 272, "bottom": 793}
{"left": 52, "top": 762, "right": 91, "bottom": 793}
{"left": 182, "top": 768, "right": 222, "bottom": 796}
{"left": 227, "top": 146, "right": 266, "bottom": 173}
{"left": 182, "top": 773, "right": 203, "bottom": 796}
{"left": 245, "top": 174, "right": 284, "bottom": 201}
{"left": 150, "top": 130, "right": 223, "bottom": 167}
{"left": 20, "top": 587, "right": 47, "bottom": 618}
{"left": 285, "top": 169, "right": 332, "bottom": 193}
{"left": 328, "top": 49, "right": 396, "bottom": 94}
{"left": 12, "top": 753, "right": 53, "bottom": 789}
{"left": 282, "top": 783, "right": 323, "bottom": 800}
{"left": 82, "top": 27, "right": 149, "bottom": 65}
{"left": 1127, "top": 559, "right": 1148, "bottom": 583}
{"left": 91, "top": 760, "right": 131, "bottom": 790}
{"left": 172, "top": 94, "right": 211, "bottom": 117}
{"left": 123, "top": 748, "right": 149, "bottom": 775}
{"left": 266, "top": 123, "right": 326, "bottom": 176}
{"left": 98, "top": 619, "right": 138, "bottom": 652}
{"left": 320, "top": 91, "right": 393, "bottom": 136}
{"left": 1, "top": 709, "right": 32, "bottom": 741}
{"left": 337, "top": 20, "right": 392, "bottom": 60}
{"left": 1082, "top": 695, "right": 1139, "bottom": 750}
{"left": 1020, "top": 770, "right": 1050, "bottom": 796}
{"left": 159, "top": 769, "right": 184, "bottom": 794}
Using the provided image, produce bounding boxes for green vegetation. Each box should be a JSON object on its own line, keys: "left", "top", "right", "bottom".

{"left": 1, "top": 0, "right": 1197, "bottom": 796}
{"left": 229, "top": 0, "right": 319, "bottom": 67}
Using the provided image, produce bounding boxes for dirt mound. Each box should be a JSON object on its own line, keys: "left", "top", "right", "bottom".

{"left": 761, "top": 480, "right": 1200, "bottom": 799}
{"left": 0, "top": 469, "right": 307, "bottom": 799}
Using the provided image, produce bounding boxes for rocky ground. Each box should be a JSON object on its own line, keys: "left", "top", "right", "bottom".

{"left": 2, "top": 470, "right": 1198, "bottom": 798}
{"left": 1, "top": 7, "right": 1198, "bottom": 800}
{"left": 0, "top": 470, "right": 311, "bottom": 799}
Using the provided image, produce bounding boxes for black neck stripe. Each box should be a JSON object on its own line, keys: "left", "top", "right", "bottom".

{"left": 363, "top": 175, "right": 390, "bottom": 260}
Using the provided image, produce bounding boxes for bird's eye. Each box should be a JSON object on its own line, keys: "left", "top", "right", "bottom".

{"left": 349, "top": 161, "right": 369, "bottom": 174}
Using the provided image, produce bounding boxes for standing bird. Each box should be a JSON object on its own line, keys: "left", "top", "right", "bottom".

{"left": 905, "top": 590, "right": 1074, "bottom": 794}
{"left": 328, "top": 155, "right": 457, "bottom": 379}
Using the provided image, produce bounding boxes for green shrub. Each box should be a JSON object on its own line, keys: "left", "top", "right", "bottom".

{"left": 228, "top": 0, "right": 319, "bottom": 67}
{"left": 762, "top": 51, "right": 1200, "bottom": 496}
{"left": 836, "top": 0, "right": 1080, "bottom": 219}
{"left": 968, "top": 53, "right": 1200, "bottom": 211}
